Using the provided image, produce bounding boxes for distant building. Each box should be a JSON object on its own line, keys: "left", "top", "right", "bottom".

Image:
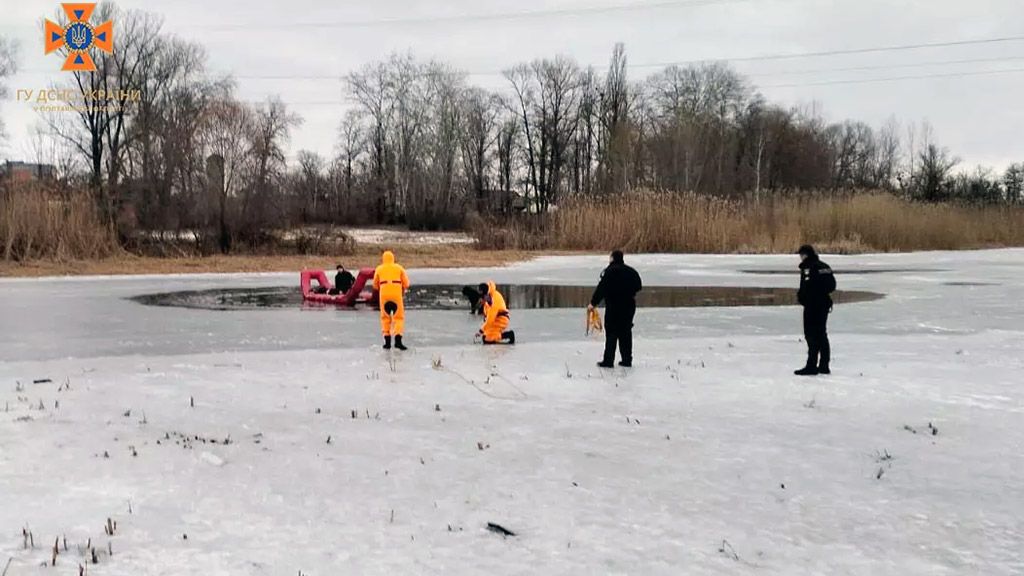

{"left": 1, "top": 161, "right": 56, "bottom": 183}
{"left": 479, "top": 189, "right": 528, "bottom": 214}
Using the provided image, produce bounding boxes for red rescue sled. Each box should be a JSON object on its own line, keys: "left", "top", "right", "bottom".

{"left": 300, "top": 268, "right": 377, "bottom": 306}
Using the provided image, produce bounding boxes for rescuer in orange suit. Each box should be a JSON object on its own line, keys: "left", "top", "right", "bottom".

{"left": 476, "top": 281, "right": 515, "bottom": 345}
{"left": 373, "top": 250, "right": 410, "bottom": 350}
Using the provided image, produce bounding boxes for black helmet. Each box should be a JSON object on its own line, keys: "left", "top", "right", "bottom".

{"left": 797, "top": 244, "right": 817, "bottom": 258}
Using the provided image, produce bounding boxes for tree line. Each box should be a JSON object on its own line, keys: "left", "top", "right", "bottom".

{"left": 4, "top": 5, "right": 1023, "bottom": 254}
{"left": 338, "top": 46, "right": 1023, "bottom": 223}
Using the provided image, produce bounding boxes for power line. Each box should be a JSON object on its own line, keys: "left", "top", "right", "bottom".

{"left": 189, "top": 0, "right": 750, "bottom": 30}
{"left": 20, "top": 32, "right": 1024, "bottom": 80}
{"left": 743, "top": 55, "right": 1024, "bottom": 78}
{"left": 202, "top": 53, "right": 1024, "bottom": 80}
{"left": 635, "top": 35, "right": 1024, "bottom": 67}
{"left": 21, "top": 49, "right": 1024, "bottom": 82}
{"left": 760, "top": 66, "right": 1024, "bottom": 88}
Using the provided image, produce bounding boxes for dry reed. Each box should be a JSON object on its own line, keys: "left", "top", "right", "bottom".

{"left": 475, "top": 191, "right": 1024, "bottom": 253}
{"left": 1, "top": 185, "right": 119, "bottom": 262}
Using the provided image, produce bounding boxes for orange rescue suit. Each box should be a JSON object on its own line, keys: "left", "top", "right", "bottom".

{"left": 480, "top": 281, "right": 510, "bottom": 343}
{"left": 373, "top": 250, "right": 410, "bottom": 336}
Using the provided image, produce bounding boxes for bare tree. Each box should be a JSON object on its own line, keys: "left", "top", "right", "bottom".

{"left": 504, "top": 56, "right": 582, "bottom": 212}
{"left": 335, "top": 110, "right": 365, "bottom": 220}
{"left": 345, "top": 54, "right": 474, "bottom": 226}
{"left": 242, "top": 97, "right": 301, "bottom": 237}
{"left": 388, "top": 55, "right": 429, "bottom": 223}
{"left": 347, "top": 59, "right": 396, "bottom": 220}
{"left": 873, "top": 117, "right": 901, "bottom": 190}
{"left": 599, "top": 43, "right": 630, "bottom": 193}
{"left": 99, "top": 8, "right": 162, "bottom": 194}
{"left": 912, "top": 144, "right": 958, "bottom": 202}
{"left": 294, "top": 150, "right": 326, "bottom": 221}
{"left": 0, "top": 35, "right": 18, "bottom": 144}
{"left": 460, "top": 87, "right": 499, "bottom": 211}
{"left": 416, "top": 62, "right": 465, "bottom": 228}
{"left": 504, "top": 64, "right": 540, "bottom": 210}
{"left": 827, "top": 121, "right": 877, "bottom": 189}
{"left": 200, "top": 96, "right": 251, "bottom": 252}
{"left": 571, "top": 66, "right": 598, "bottom": 197}
{"left": 26, "top": 124, "right": 81, "bottom": 183}
{"left": 1004, "top": 163, "right": 1024, "bottom": 205}
{"left": 495, "top": 114, "right": 519, "bottom": 198}
{"left": 647, "top": 63, "right": 748, "bottom": 193}
{"left": 129, "top": 36, "right": 213, "bottom": 230}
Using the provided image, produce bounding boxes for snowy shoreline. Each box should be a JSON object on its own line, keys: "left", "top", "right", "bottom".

{"left": 0, "top": 248, "right": 1018, "bottom": 283}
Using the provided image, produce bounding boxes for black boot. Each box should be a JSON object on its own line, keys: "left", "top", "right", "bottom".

{"left": 818, "top": 345, "right": 831, "bottom": 375}
{"left": 502, "top": 330, "right": 516, "bottom": 345}
{"left": 618, "top": 330, "right": 633, "bottom": 368}
{"left": 796, "top": 348, "right": 818, "bottom": 376}
{"left": 394, "top": 335, "right": 407, "bottom": 351}
{"left": 383, "top": 336, "right": 392, "bottom": 350}
{"left": 598, "top": 331, "right": 617, "bottom": 368}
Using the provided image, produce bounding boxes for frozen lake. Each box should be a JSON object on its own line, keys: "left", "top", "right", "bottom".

{"left": 1, "top": 251, "right": 1022, "bottom": 574}
{"left": 0, "top": 251, "right": 1012, "bottom": 362}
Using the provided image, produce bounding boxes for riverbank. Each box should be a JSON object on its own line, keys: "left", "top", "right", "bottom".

{"left": 0, "top": 245, "right": 567, "bottom": 278}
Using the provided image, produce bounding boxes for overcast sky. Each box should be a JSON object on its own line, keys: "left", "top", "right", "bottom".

{"left": 2, "top": 0, "right": 1022, "bottom": 170}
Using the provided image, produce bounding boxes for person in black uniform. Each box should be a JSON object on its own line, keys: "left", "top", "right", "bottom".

{"left": 590, "top": 250, "right": 643, "bottom": 368}
{"left": 795, "top": 244, "right": 836, "bottom": 376}
{"left": 330, "top": 264, "right": 356, "bottom": 296}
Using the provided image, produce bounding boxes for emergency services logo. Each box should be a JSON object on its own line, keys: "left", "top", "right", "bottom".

{"left": 44, "top": 3, "right": 113, "bottom": 72}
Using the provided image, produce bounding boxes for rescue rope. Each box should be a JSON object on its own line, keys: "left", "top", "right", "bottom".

{"left": 586, "top": 308, "right": 603, "bottom": 336}
{"left": 439, "top": 366, "right": 528, "bottom": 401}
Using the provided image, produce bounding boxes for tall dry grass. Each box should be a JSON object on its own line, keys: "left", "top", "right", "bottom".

{"left": 474, "top": 191, "right": 1024, "bottom": 253}
{"left": 1, "top": 185, "right": 120, "bottom": 262}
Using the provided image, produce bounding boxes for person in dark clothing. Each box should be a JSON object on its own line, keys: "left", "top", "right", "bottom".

{"left": 590, "top": 250, "right": 643, "bottom": 368}
{"left": 462, "top": 285, "right": 485, "bottom": 315}
{"left": 795, "top": 244, "right": 836, "bottom": 376}
{"left": 330, "top": 264, "right": 356, "bottom": 296}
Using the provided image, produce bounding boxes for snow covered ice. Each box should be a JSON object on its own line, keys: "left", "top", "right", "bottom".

{"left": 1, "top": 251, "right": 1022, "bottom": 575}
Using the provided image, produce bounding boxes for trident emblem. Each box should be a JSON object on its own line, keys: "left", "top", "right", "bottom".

{"left": 44, "top": 3, "right": 113, "bottom": 72}
{"left": 69, "top": 25, "right": 88, "bottom": 47}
